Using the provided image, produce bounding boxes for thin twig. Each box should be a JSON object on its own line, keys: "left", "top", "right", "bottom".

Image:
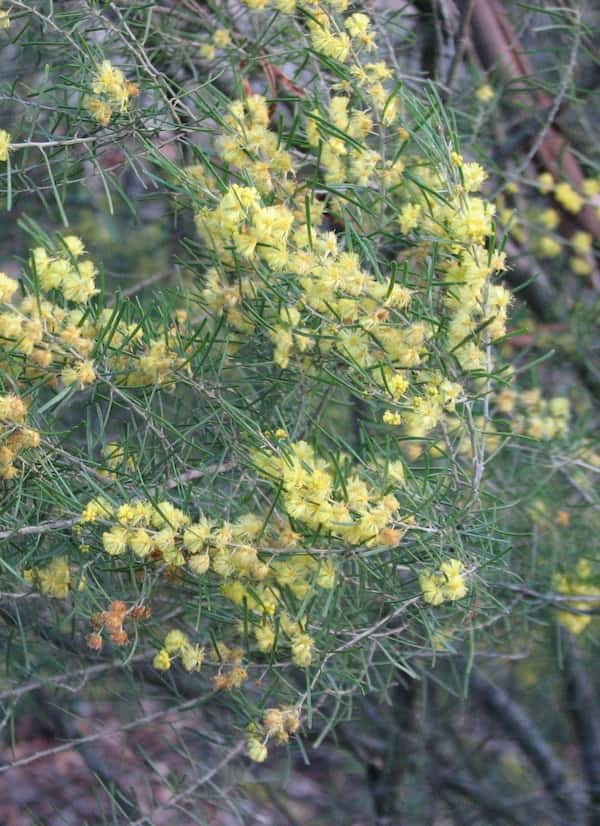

{"left": 444, "top": 0, "right": 475, "bottom": 96}
{"left": 0, "top": 518, "right": 78, "bottom": 542}
{"left": 129, "top": 740, "right": 245, "bottom": 826}
{"left": 0, "top": 697, "right": 200, "bottom": 774}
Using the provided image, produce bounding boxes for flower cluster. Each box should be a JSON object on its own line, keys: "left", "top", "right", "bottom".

{"left": 153, "top": 636, "right": 248, "bottom": 690}
{"left": 87, "top": 600, "right": 151, "bottom": 650}
{"left": 0, "top": 392, "right": 40, "bottom": 479}
{"left": 500, "top": 173, "right": 599, "bottom": 280}
{"left": 0, "top": 238, "right": 99, "bottom": 389}
{"left": 255, "top": 439, "right": 403, "bottom": 547}
{"left": 84, "top": 60, "right": 138, "bottom": 126}
{"left": 33, "top": 236, "right": 98, "bottom": 302}
{"left": 308, "top": 93, "right": 401, "bottom": 188}
{"left": 496, "top": 388, "right": 570, "bottom": 441}
{"left": 81, "top": 490, "right": 340, "bottom": 668}
{"left": 199, "top": 27, "right": 231, "bottom": 61}
{"left": 210, "top": 642, "right": 248, "bottom": 690}
{"left": 0, "top": 239, "right": 187, "bottom": 396}
{"left": 6, "top": 0, "right": 526, "bottom": 766}
{"left": 419, "top": 559, "right": 469, "bottom": 606}
{"left": 196, "top": 72, "right": 508, "bottom": 458}
{"left": 153, "top": 628, "right": 205, "bottom": 673}
{"left": 554, "top": 559, "right": 600, "bottom": 636}
{"left": 24, "top": 555, "right": 71, "bottom": 599}
{"left": 247, "top": 705, "right": 301, "bottom": 762}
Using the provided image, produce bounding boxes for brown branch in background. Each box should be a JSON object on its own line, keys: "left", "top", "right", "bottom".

{"left": 444, "top": 0, "right": 475, "bottom": 97}
{"left": 425, "top": 681, "right": 526, "bottom": 825}
{"left": 503, "top": 240, "right": 559, "bottom": 324}
{"left": 470, "top": 669, "right": 586, "bottom": 825}
{"left": 413, "top": 0, "right": 459, "bottom": 81}
{"left": 366, "top": 678, "right": 418, "bottom": 825}
{"left": 561, "top": 629, "right": 600, "bottom": 826}
{"left": 463, "top": 0, "right": 600, "bottom": 254}
{"left": 164, "top": 457, "right": 238, "bottom": 489}
{"left": 440, "top": 770, "right": 528, "bottom": 825}
{"left": 260, "top": 56, "right": 306, "bottom": 99}
{"left": 501, "top": 239, "right": 600, "bottom": 400}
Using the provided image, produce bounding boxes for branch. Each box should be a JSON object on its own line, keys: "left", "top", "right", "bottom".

{"left": 470, "top": 669, "right": 585, "bottom": 824}
{"left": 129, "top": 740, "right": 245, "bottom": 826}
{"left": 444, "top": 0, "right": 475, "bottom": 96}
{"left": 366, "top": 678, "right": 418, "bottom": 824}
{"left": 0, "top": 518, "right": 78, "bottom": 542}
{"left": 466, "top": 0, "right": 600, "bottom": 248}
{"left": 561, "top": 628, "right": 600, "bottom": 825}
{"left": 33, "top": 688, "right": 143, "bottom": 822}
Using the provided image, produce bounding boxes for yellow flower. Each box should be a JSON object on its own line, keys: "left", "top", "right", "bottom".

{"left": 537, "top": 172, "right": 554, "bottom": 194}
{"left": 128, "top": 528, "right": 153, "bottom": 558}
{"left": 247, "top": 737, "right": 268, "bottom": 763}
{"left": 539, "top": 208, "right": 559, "bottom": 230}
{"left": 62, "top": 360, "right": 96, "bottom": 389}
{"left": 383, "top": 410, "right": 402, "bottom": 426}
{"left": 63, "top": 236, "right": 86, "bottom": 257}
{"left": 571, "top": 256, "right": 592, "bottom": 276}
{"left": 0, "top": 393, "right": 27, "bottom": 422}
{"left": 0, "top": 272, "right": 17, "bottom": 303}
{"left": 183, "top": 521, "right": 211, "bottom": 553}
{"left": 316, "top": 560, "right": 336, "bottom": 589}
{"left": 476, "top": 84, "right": 494, "bottom": 102}
{"left": 213, "top": 28, "right": 231, "bottom": 48}
{"left": 308, "top": 19, "right": 350, "bottom": 63}
{"left": 255, "top": 623, "right": 276, "bottom": 652}
{"left": 572, "top": 231, "right": 592, "bottom": 255}
{"left": 439, "top": 558, "right": 468, "bottom": 601}
{"left": 345, "top": 13, "right": 376, "bottom": 50}
{"left": 153, "top": 649, "right": 172, "bottom": 670}
{"left": 291, "top": 632, "right": 314, "bottom": 666}
{"left": 181, "top": 643, "right": 205, "bottom": 672}
{"left": 556, "top": 611, "right": 591, "bottom": 636}
{"left": 537, "top": 237, "right": 561, "bottom": 259}
{"left": 92, "top": 60, "right": 133, "bottom": 112}
{"left": 398, "top": 203, "right": 421, "bottom": 234}
{"left": 84, "top": 95, "right": 113, "bottom": 126}
{"left": 582, "top": 178, "right": 600, "bottom": 197}
{"left": 61, "top": 270, "right": 98, "bottom": 303}
{"left": 462, "top": 162, "right": 487, "bottom": 193}
{"left": 554, "top": 181, "right": 583, "bottom": 214}
{"left": 419, "top": 571, "right": 445, "bottom": 606}
{"left": 199, "top": 43, "right": 216, "bottom": 61}
{"left": 81, "top": 497, "right": 113, "bottom": 524}
{"left": 222, "top": 580, "right": 247, "bottom": 606}
{"left": 0, "top": 129, "right": 11, "bottom": 162}
{"left": 188, "top": 552, "right": 210, "bottom": 575}
{"left": 102, "top": 526, "right": 129, "bottom": 556}
{"left": 35, "top": 556, "right": 71, "bottom": 599}
{"left": 164, "top": 629, "right": 189, "bottom": 654}
{"left": 154, "top": 526, "right": 176, "bottom": 553}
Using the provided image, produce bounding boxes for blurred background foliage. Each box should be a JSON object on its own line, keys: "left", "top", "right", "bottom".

{"left": 0, "top": 1, "right": 599, "bottom": 824}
